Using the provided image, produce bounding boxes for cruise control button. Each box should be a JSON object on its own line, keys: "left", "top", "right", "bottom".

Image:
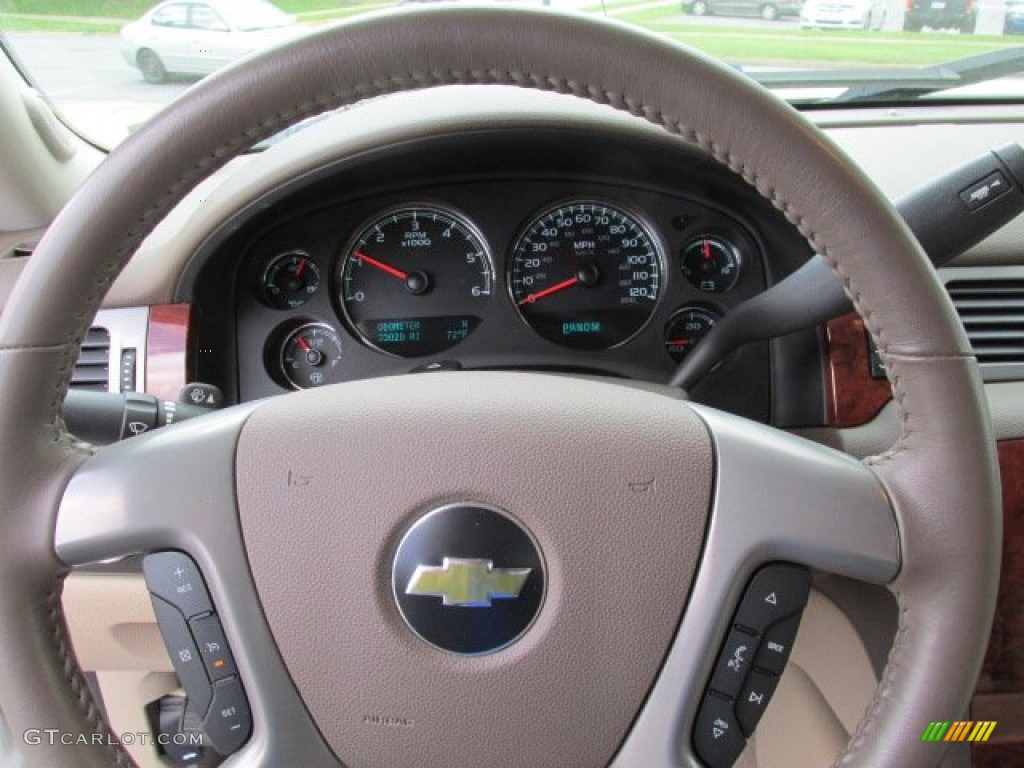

{"left": 150, "top": 596, "right": 212, "bottom": 717}
{"left": 693, "top": 693, "right": 746, "bottom": 768}
{"left": 737, "top": 669, "right": 780, "bottom": 736}
{"left": 144, "top": 551, "right": 212, "bottom": 619}
{"left": 734, "top": 564, "right": 810, "bottom": 633}
{"left": 709, "top": 626, "right": 758, "bottom": 699}
{"left": 190, "top": 614, "right": 237, "bottom": 681}
{"left": 202, "top": 676, "right": 252, "bottom": 755}
{"left": 754, "top": 613, "right": 801, "bottom": 676}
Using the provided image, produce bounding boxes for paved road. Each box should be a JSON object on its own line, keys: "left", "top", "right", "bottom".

{"left": 7, "top": 32, "right": 193, "bottom": 146}
{"left": 8, "top": 17, "right": 792, "bottom": 146}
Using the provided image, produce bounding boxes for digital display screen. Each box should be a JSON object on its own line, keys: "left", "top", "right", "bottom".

{"left": 358, "top": 315, "right": 482, "bottom": 357}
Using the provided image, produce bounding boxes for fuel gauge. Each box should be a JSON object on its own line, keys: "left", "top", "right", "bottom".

{"left": 277, "top": 323, "right": 343, "bottom": 389}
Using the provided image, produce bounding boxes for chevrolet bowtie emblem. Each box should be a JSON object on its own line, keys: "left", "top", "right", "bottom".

{"left": 405, "top": 557, "right": 531, "bottom": 607}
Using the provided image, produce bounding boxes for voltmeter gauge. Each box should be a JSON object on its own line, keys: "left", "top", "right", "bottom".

{"left": 664, "top": 306, "right": 720, "bottom": 362}
{"left": 681, "top": 235, "right": 741, "bottom": 293}
{"left": 277, "top": 323, "right": 343, "bottom": 389}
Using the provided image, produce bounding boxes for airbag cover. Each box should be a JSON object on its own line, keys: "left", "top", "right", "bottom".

{"left": 236, "top": 372, "right": 712, "bottom": 768}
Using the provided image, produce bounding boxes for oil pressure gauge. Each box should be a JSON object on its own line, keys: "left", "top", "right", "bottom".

{"left": 262, "top": 251, "right": 321, "bottom": 309}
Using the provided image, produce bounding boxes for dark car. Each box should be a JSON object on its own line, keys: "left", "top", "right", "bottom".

{"left": 1006, "top": 0, "right": 1024, "bottom": 33}
{"left": 903, "top": 0, "right": 976, "bottom": 32}
{"left": 683, "top": 0, "right": 804, "bottom": 21}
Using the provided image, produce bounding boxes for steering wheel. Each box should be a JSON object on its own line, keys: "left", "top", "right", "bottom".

{"left": 0, "top": 7, "right": 999, "bottom": 768}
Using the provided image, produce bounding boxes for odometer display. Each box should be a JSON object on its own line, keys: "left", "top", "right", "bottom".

{"left": 509, "top": 201, "right": 662, "bottom": 350}
{"left": 339, "top": 206, "right": 492, "bottom": 357}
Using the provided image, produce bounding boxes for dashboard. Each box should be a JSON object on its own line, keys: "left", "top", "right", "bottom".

{"left": 186, "top": 120, "right": 823, "bottom": 425}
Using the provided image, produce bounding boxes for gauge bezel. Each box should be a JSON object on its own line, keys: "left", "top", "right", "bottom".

{"left": 336, "top": 203, "right": 495, "bottom": 358}
{"left": 663, "top": 304, "right": 723, "bottom": 363}
{"left": 277, "top": 321, "right": 343, "bottom": 390}
{"left": 679, "top": 232, "right": 743, "bottom": 294}
{"left": 507, "top": 198, "right": 666, "bottom": 351}
{"left": 260, "top": 250, "right": 321, "bottom": 310}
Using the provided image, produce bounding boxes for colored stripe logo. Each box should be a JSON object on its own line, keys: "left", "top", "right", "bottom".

{"left": 921, "top": 721, "right": 997, "bottom": 742}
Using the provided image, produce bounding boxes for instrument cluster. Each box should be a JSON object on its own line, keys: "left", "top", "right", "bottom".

{"left": 242, "top": 190, "right": 764, "bottom": 392}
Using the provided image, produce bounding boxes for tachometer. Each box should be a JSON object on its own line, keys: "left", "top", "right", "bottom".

{"left": 509, "top": 201, "right": 662, "bottom": 350}
{"left": 338, "top": 206, "right": 492, "bottom": 357}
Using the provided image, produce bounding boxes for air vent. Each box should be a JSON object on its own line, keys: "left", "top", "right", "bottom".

{"left": 947, "top": 278, "right": 1024, "bottom": 372}
{"left": 71, "top": 326, "right": 111, "bottom": 392}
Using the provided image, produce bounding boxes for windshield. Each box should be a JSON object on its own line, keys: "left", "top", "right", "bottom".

{"left": 2, "top": 0, "right": 1024, "bottom": 148}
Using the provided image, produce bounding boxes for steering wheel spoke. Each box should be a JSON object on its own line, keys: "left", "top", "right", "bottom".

{"left": 613, "top": 404, "right": 900, "bottom": 767}
{"left": 56, "top": 404, "right": 257, "bottom": 565}
{"left": 693, "top": 404, "right": 900, "bottom": 582}
{"left": 55, "top": 403, "right": 336, "bottom": 766}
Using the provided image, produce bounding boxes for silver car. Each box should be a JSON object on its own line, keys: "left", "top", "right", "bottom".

{"left": 121, "top": 0, "right": 305, "bottom": 83}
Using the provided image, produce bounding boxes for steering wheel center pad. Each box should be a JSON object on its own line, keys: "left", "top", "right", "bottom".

{"left": 238, "top": 372, "right": 711, "bottom": 767}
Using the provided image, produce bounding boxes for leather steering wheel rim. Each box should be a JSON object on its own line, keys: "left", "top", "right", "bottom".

{"left": 0, "top": 7, "right": 999, "bottom": 767}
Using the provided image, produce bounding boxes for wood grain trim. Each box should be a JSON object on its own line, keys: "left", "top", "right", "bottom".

{"left": 823, "top": 312, "right": 891, "bottom": 428}
{"left": 972, "top": 743, "right": 1024, "bottom": 767}
{"left": 973, "top": 693, "right": 1024, "bottom": 744}
{"left": 145, "top": 304, "right": 190, "bottom": 402}
{"left": 973, "top": 439, "right": 1024, "bottom": 765}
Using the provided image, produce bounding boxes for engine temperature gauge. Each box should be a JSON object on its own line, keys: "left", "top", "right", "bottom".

{"left": 277, "top": 323, "right": 342, "bottom": 389}
{"left": 664, "top": 306, "right": 720, "bottom": 362}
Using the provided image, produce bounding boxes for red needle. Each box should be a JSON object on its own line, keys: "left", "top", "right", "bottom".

{"left": 518, "top": 276, "right": 580, "bottom": 305}
{"left": 294, "top": 259, "right": 306, "bottom": 278}
{"left": 296, "top": 336, "right": 311, "bottom": 352}
{"left": 667, "top": 339, "right": 691, "bottom": 346}
{"left": 702, "top": 239, "right": 711, "bottom": 261}
{"left": 354, "top": 250, "right": 408, "bottom": 280}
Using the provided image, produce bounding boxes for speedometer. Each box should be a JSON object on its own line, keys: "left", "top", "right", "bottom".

{"left": 509, "top": 201, "right": 662, "bottom": 350}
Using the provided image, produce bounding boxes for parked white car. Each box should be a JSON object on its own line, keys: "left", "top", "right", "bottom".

{"left": 799, "top": 0, "right": 886, "bottom": 28}
{"left": 121, "top": 0, "right": 305, "bottom": 83}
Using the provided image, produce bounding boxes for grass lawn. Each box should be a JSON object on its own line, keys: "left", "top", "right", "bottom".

{"left": 0, "top": 1, "right": 152, "bottom": 16}
{"left": 0, "top": 16, "right": 121, "bottom": 31}
{"left": 616, "top": 8, "right": 1014, "bottom": 66}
